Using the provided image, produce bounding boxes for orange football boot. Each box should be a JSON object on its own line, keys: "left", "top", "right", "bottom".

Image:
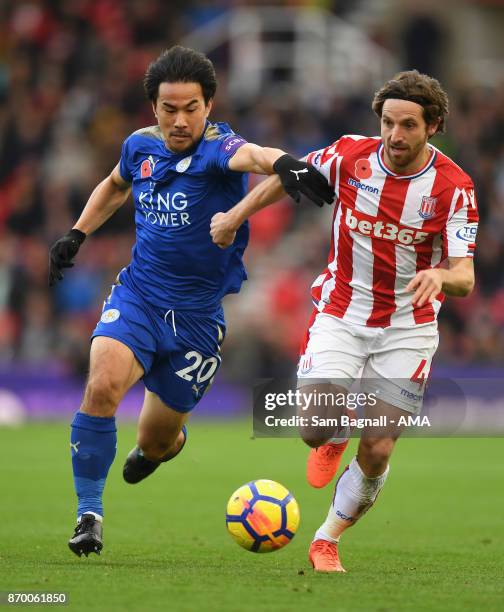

{"left": 309, "top": 539, "right": 346, "bottom": 573}
{"left": 306, "top": 440, "right": 349, "bottom": 488}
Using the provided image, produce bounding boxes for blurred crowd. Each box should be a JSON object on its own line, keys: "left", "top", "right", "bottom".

{"left": 1, "top": 0, "right": 503, "bottom": 382}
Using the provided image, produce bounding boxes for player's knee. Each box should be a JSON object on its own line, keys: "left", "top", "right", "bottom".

{"left": 82, "top": 374, "right": 123, "bottom": 416}
{"left": 299, "top": 428, "right": 330, "bottom": 448}
{"left": 358, "top": 438, "right": 393, "bottom": 469}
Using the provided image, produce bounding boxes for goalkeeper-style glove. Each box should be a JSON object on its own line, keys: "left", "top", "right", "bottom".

{"left": 273, "top": 154, "right": 334, "bottom": 207}
{"left": 48, "top": 228, "right": 86, "bottom": 286}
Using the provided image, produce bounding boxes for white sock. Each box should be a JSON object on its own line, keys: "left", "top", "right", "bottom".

{"left": 78, "top": 512, "right": 103, "bottom": 523}
{"left": 314, "top": 456, "right": 389, "bottom": 543}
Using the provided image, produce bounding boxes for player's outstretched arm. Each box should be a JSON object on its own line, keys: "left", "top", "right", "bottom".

{"left": 48, "top": 164, "right": 131, "bottom": 286}
{"left": 73, "top": 164, "right": 131, "bottom": 235}
{"left": 211, "top": 174, "right": 284, "bottom": 249}
{"left": 228, "top": 143, "right": 334, "bottom": 207}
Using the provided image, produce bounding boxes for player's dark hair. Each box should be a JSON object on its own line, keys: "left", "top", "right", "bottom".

{"left": 143, "top": 46, "right": 217, "bottom": 104}
{"left": 372, "top": 70, "right": 449, "bottom": 135}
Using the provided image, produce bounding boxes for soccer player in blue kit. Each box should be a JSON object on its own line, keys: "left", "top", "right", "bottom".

{"left": 48, "top": 46, "right": 333, "bottom": 557}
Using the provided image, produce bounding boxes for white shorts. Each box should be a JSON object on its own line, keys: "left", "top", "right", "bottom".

{"left": 297, "top": 312, "right": 439, "bottom": 415}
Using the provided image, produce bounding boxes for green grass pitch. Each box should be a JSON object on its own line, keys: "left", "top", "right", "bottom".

{"left": 0, "top": 421, "right": 502, "bottom": 611}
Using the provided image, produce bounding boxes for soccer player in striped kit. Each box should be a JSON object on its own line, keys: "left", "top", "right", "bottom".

{"left": 211, "top": 70, "right": 478, "bottom": 572}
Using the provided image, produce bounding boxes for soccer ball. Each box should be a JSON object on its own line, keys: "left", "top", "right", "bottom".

{"left": 225, "top": 479, "right": 300, "bottom": 553}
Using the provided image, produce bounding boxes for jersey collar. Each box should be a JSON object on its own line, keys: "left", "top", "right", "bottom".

{"left": 377, "top": 142, "right": 437, "bottom": 179}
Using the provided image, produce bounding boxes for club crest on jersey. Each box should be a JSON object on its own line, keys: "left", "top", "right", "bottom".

{"left": 140, "top": 156, "right": 158, "bottom": 178}
{"left": 176, "top": 156, "right": 192, "bottom": 173}
{"left": 101, "top": 308, "right": 120, "bottom": 323}
{"left": 419, "top": 196, "right": 437, "bottom": 219}
{"left": 355, "top": 158, "right": 372, "bottom": 180}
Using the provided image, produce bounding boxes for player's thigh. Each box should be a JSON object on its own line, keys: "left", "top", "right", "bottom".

{"left": 362, "top": 324, "right": 439, "bottom": 416}
{"left": 297, "top": 313, "right": 368, "bottom": 446}
{"left": 82, "top": 336, "right": 144, "bottom": 415}
{"left": 144, "top": 310, "right": 224, "bottom": 414}
{"left": 84, "top": 281, "right": 158, "bottom": 415}
{"left": 137, "top": 389, "right": 188, "bottom": 450}
{"left": 298, "top": 312, "right": 368, "bottom": 383}
{"left": 357, "top": 326, "right": 438, "bottom": 471}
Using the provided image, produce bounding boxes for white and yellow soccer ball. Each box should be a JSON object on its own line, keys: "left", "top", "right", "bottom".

{"left": 225, "top": 479, "right": 300, "bottom": 553}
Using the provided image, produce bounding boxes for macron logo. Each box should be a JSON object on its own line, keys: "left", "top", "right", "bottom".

{"left": 348, "top": 177, "right": 380, "bottom": 195}
{"left": 291, "top": 168, "right": 309, "bottom": 181}
{"left": 70, "top": 441, "right": 80, "bottom": 454}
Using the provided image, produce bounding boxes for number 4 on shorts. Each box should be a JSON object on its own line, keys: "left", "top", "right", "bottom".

{"left": 410, "top": 359, "right": 430, "bottom": 390}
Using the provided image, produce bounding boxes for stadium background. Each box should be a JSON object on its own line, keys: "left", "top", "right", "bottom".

{"left": 0, "top": 2, "right": 503, "bottom": 611}
{"left": 0, "top": 0, "right": 503, "bottom": 422}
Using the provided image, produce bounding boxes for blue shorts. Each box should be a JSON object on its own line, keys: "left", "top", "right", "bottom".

{"left": 91, "top": 282, "right": 226, "bottom": 413}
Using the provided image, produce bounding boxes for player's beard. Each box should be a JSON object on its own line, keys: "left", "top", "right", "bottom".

{"left": 385, "top": 137, "right": 427, "bottom": 172}
{"left": 167, "top": 132, "right": 194, "bottom": 153}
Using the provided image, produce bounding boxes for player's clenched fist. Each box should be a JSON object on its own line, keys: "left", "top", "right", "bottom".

{"left": 210, "top": 212, "right": 237, "bottom": 249}
{"left": 48, "top": 228, "right": 86, "bottom": 286}
{"left": 273, "top": 154, "right": 334, "bottom": 207}
{"left": 406, "top": 269, "right": 443, "bottom": 307}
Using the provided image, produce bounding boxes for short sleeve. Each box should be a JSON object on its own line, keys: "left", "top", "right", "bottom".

{"left": 306, "top": 146, "right": 334, "bottom": 174}
{"left": 119, "top": 136, "right": 134, "bottom": 183}
{"left": 445, "top": 183, "right": 479, "bottom": 258}
{"left": 305, "top": 136, "right": 372, "bottom": 186}
{"left": 212, "top": 134, "right": 248, "bottom": 173}
{"left": 305, "top": 140, "right": 342, "bottom": 196}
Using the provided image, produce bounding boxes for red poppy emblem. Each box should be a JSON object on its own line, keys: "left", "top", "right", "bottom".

{"left": 355, "top": 159, "right": 372, "bottom": 180}
{"left": 141, "top": 159, "right": 152, "bottom": 178}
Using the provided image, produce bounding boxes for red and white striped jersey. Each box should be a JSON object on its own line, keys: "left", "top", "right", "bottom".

{"left": 306, "top": 135, "right": 478, "bottom": 328}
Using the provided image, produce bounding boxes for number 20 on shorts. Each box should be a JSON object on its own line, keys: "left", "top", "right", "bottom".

{"left": 175, "top": 351, "right": 220, "bottom": 383}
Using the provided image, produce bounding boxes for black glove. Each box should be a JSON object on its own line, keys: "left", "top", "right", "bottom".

{"left": 48, "top": 228, "right": 86, "bottom": 286}
{"left": 273, "top": 154, "right": 334, "bottom": 207}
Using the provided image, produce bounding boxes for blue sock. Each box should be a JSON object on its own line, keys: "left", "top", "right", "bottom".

{"left": 70, "top": 412, "right": 117, "bottom": 520}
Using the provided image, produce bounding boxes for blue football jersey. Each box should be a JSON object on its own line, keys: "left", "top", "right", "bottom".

{"left": 118, "top": 121, "right": 249, "bottom": 312}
